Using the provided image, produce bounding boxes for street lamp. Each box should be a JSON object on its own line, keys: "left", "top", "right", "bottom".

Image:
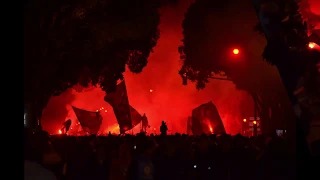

{"left": 233, "top": 48, "right": 240, "bottom": 55}
{"left": 253, "top": 121, "right": 257, "bottom": 136}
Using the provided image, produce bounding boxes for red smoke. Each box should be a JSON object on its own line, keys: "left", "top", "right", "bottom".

{"left": 299, "top": 0, "right": 320, "bottom": 31}
{"left": 42, "top": 0, "right": 256, "bottom": 135}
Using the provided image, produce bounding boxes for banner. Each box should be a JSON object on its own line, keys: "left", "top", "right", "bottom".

{"left": 130, "top": 105, "right": 142, "bottom": 128}
{"left": 71, "top": 106, "right": 102, "bottom": 134}
{"left": 192, "top": 101, "right": 226, "bottom": 135}
{"left": 105, "top": 80, "right": 142, "bottom": 133}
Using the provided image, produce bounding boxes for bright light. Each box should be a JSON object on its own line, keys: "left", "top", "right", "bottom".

{"left": 149, "top": 89, "right": 153, "bottom": 93}
{"left": 58, "top": 130, "right": 62, "bottom": 134}
{"left": 24, "top": 113, "right": 27, "bottom": 125}
{"left": 309, "top": 42, "right": 316, "bottom": 49}
{"left": 104, "top": 110, "right": 108, "bottom": 112}
{"left": 233, "top": 48, "right": 239, "bottom": 55}
{"left": 243, "top": 118, "right": 247, "bottom": 122}
{"left": 253, "top": 121, "right": 257, "bottom": 125}
{"left": 209, "top": 127, "right": 213, "bottom": 133}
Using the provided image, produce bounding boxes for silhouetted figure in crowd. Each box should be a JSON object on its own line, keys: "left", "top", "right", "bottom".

{"left": 61, "top": 119, "right": 72, "bottom": 134}
{"left": 160, "top": 121, "right": 168, "bottom": 136}
{"left": 127, "top": 137, "right": 155, "bottom": 180}
{"left": 141, "top": 113, "right": 149, "bottom": 133}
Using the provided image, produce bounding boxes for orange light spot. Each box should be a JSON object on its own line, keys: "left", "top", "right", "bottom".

{"left": 104, "top": 110, "right": 107, "bottom": 112}
{"left": 253, "top": 121, "right": 257, "bottom": 125}
{"left": 59, "top": 130, "right": 62, "bottom": 134}
{"left": 153, "top": 128, "right": 156, "bottom": 131}
{"left": 309, "top": 42, "right": 316, "bottom": 49}
{"left": 149, "top": 89, "right": 153, "bottom": 93}
{"left": 243, "top": 119, "right": 247, "bottom": 122}
{"left": 233, "top": 49, "right": 239, "bottom": 55}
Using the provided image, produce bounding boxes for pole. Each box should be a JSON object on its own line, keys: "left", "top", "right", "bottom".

{"left": 254, "top": 99, "right": 257, "bottom": 135}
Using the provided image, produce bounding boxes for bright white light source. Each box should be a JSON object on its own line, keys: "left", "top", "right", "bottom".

{"left": 194, "top": 165, "right": 197, "bottom": 168}
{"left": 24, "top": 113, "right": 26, "bottom": 125}
{"left": 309, "top": 42, "right": 316, "bottom": 49}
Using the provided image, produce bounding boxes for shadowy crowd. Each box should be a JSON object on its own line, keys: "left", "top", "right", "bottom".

{"left": 24, "top": 128, "right": 319, "bottom": 180}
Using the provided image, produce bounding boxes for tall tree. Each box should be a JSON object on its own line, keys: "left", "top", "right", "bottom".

{"left": 251, "top": 0, "right": 320, "bottom": 176}
{"left": 24, "top": 0, "right": 177, "bottom": 128}
{"left": 178, "top": 0, "right": 296, "bottom": 133}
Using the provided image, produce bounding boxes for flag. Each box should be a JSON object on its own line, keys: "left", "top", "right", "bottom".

{"left": 130, "top": 105, "right": 142, "bottom": 128}
{"left": 104, "top": 80, "right": 142, "bottom": 133}
{"left": 192, "top": 101, "right": 226, "bottom": 135}
{"left": 71, "top": 106, "right": 102, "bottom": 134}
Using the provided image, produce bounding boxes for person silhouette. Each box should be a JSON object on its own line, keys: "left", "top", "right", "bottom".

{"left": 141, "top": 113, "right": 149, "bottom": 133}
{"left": 160, "top": 121, "right": 168, "bottom": 136}
{"left": 61, "top": 119, "right": 72, "bottom": 134}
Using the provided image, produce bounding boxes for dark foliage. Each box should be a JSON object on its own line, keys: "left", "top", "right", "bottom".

{"left": 178, "top": 0, "right": 305, "bottom": 132}
{"left": 179, "top": 0, "right": 277, "bottom": 91}
{"left": 253, "top": 0, "right": 320, "bottom": 102}
{"left": 24, "top": 0, "right": 179, "bottom": 107}
{"left": 179, "top": 0, "right": 234, "bottom": 89}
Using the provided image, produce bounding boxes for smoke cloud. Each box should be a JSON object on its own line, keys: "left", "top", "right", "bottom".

{"left": 42, "top": 0, "right": 255, "bottom": 135}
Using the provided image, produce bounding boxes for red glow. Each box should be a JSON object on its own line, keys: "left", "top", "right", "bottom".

{"left": 41, "top": 1, "right": 257, "bottom": 135}
{"left": 58, "top": 130, "right": 62, "bottom": 134}
{"left": 253, "top": 121, "right": 257, "bottom": 125}
{"left": 299, "top": 0, "right": 320, "bottom": 30}
{"left": 233, "top": 48, "right": 239, "bottom": 55}
{"left": 243, "top": 118, "right": 246, "bottom": 122}
{"left": 149, "top": 89, "right": 153, "bottom": 93}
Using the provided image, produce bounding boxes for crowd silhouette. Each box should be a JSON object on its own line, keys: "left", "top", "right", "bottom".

{"left": 24, "top": 126, "right": 319, "bottom": 180}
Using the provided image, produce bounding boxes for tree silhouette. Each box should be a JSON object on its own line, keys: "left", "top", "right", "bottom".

{"left": 24, "top": 0, "right": 178, "bottom": 127}
{"left": 178, "top": 0, "right": 296, "bottom": 133}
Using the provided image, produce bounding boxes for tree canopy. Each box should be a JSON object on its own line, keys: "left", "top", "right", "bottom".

{"left": 179, "top": 0, "right": 276, "bottom": 90}
{"left": 178, "top": 0, "right": 298, "bottom": 132}
{"left": 24, "top": 0, "right": 178, "bottom": 107}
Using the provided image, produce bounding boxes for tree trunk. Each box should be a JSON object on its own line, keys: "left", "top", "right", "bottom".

{"left": 251, "top": 0, "right": 302, "bottom": 152}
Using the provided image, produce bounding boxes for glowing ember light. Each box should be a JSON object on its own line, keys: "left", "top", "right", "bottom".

{"left": 149, "top": 89, "right": 153, "bottom": 93}
{"left": 243, "top": 118, "right": 247, "bottom": 122}
{"left": 233, "top": 48, "right": 239, "bottom": 55}
{"left": 101, "top": 107, "right": 104, "bottom": 109}
{"left": 209, "top": 126, "right": 213, "bottom": 133}
{"left": 153, "top": 128, "right": 156, "bottom": 131}
{"left": 104, "top": 110, "right": 107, "bottom": 112}
{"left": 58, "top": 130, "right": 62, "bottom": 134}
{"left": 309, "top": 42, "right": 316, "bottom": 49}
{"left": 96, "top": 110, "right": 99, "bottom": 112}
{"left": 253, "top": 121, "right": 257, "bottom": 125}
